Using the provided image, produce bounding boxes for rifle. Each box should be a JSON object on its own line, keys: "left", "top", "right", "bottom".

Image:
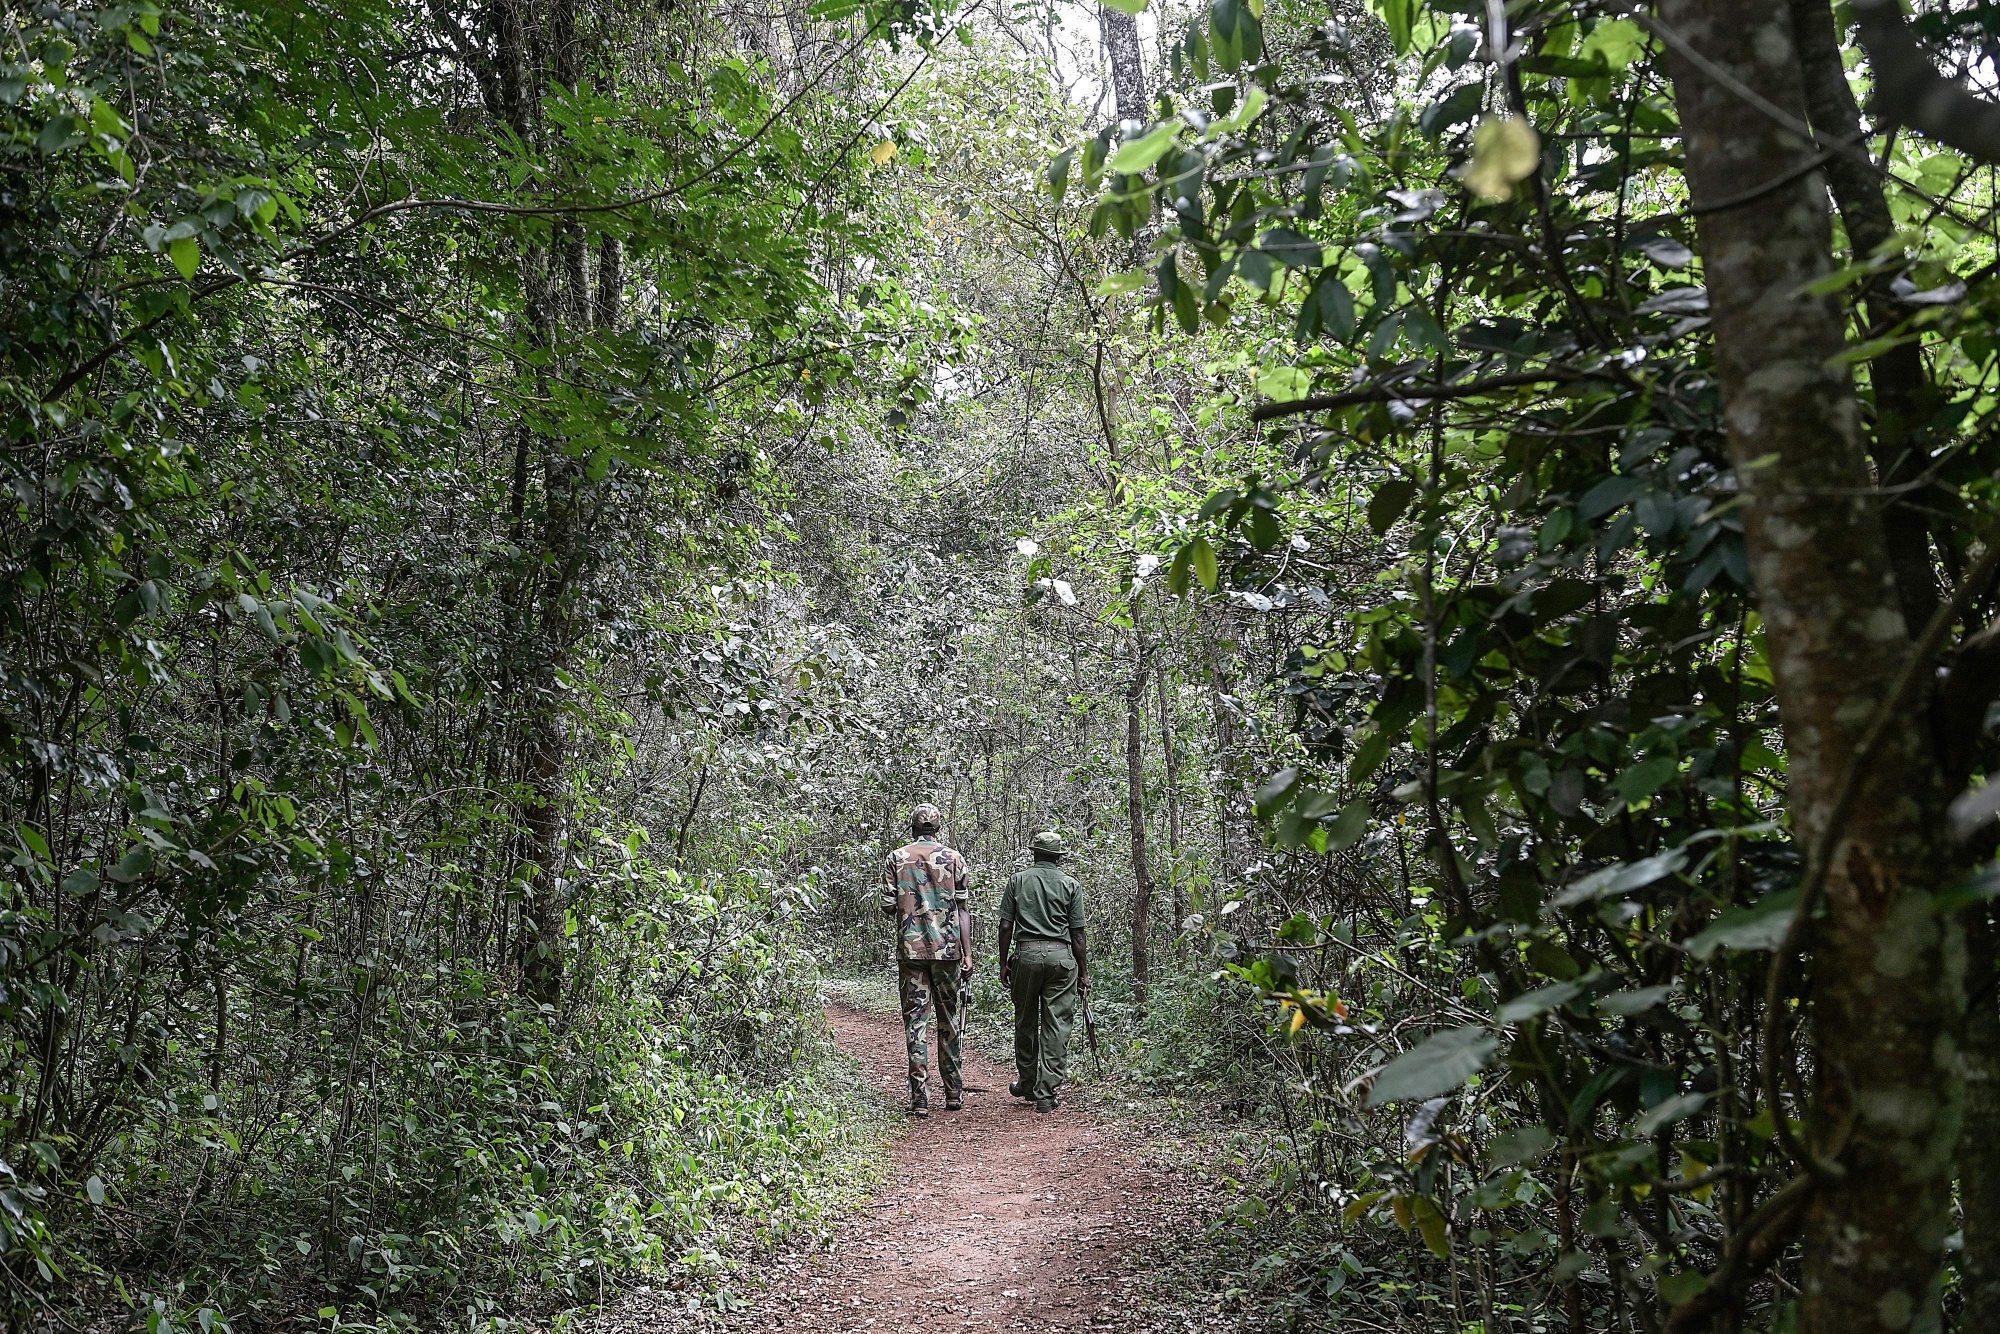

{"left": 1081, "top": 989, "right": 1102, "bottom": 1076}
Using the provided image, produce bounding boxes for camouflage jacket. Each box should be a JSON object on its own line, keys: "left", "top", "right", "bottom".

{"left": 881, "top": 839, "right": 970, "bottom": 962}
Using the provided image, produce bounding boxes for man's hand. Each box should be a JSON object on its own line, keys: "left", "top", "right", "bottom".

{"left": 999, "top": 961, "right": 1012, "bottom": 987}
{"left": 1079, "top": 973, "right": 1092, "bottom": 997}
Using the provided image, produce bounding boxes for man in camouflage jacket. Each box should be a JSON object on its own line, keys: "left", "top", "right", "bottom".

{"left": 881, "top": 802, "right": 972, "bottom": 1117}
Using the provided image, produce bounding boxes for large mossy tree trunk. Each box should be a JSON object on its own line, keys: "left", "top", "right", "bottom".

{"left": 1660, "top": 4, "right": 1963, "bottom": 1330}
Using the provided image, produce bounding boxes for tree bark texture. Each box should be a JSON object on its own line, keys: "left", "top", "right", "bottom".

{"left": 1660, "top": 5, "right": 1962, "bottom": 1331}
{"left": 1157, "top": 665, "right": 1184, "bottom": 944}
{"left": 1966, "top": 909, "right": 2000, "bottom": 1329}
{"left": 1097, "top": 3, "right": 1147, "bottom": 125}
{"left": 1126, "top": 622, "right": 1154, "bottom": 1011}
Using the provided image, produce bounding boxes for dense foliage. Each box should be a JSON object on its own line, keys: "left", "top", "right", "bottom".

{"left": 15, "top": 0, "right": 2000, "bottom": 1331}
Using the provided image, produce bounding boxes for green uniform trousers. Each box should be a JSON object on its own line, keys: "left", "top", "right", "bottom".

{"left": 897, "top": 959, "right": 963, "bottom": 1093}
{"left": 1009, "top": 937, "right": 1080, "bottom": 1101}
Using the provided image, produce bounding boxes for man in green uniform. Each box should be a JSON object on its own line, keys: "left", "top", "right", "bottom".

{"left": 997, "top": 829, "right": 1090, "bottom": 1114}
{"left": 881, "top": 802, "right": 972, "bottom": 1118}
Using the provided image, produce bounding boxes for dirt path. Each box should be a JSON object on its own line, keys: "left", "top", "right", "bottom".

{"left": 754, "top": 1002, "right": 1169, "bottom": 1332}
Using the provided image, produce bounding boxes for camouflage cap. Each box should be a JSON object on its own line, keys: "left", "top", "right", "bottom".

{"left": 910, "top": 803, "right": 944, "bottom": 833}
{"left": 1030, "top": 829, "right": 1065, "bottom": 856}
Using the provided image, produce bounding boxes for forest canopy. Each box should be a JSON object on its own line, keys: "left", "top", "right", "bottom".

{"left": 10, "top": 0, "right": 2000, "bottom": 1332}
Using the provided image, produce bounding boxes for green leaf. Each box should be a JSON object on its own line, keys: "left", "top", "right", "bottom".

{"left": 1364, "top": 1026, "right": 1498, "bottom": 1106}
{"left": 169, "top": 236, "right": 200, "bottom": 280}
{"left": 1101, "top": 0, "right": 1149, "bottom": 13}
{"left": 1685, "top": 888, "right": 1800, "bottom": 959}
{"left": 1549, "top": 849, "right": 1688, "bottom": 909}
{"left": 1189, "top": 536, "right": 1219, "bottom": 591}
{"left": 106, "top": 846, "right": 154, "bottom": 883}
{"left": 1046, "top": 146, "right": 1077, "bottom": 201}
{"left": 1412, "top": 1195, "right": 1451, "bottom": 1258}
{"left": 1613, "top": 755, "right": 1679, "bottom": 805}
{"left": 1370, "top": 0, "right": 1419, "bottom": 55}
{"left": 1255, "top": 766, "right": 1300, "bottom": 818}
{"left": 1367, "top": 478, "right": 1418, "bottom": 535}
{"left": 85, "top": 1175, "right": 106, "bottom": 1204}
{"left": 1489, "top": 1125, "right": 1554, "bottom": 1168}
{"left": 1658, "top": 1272, "right": 1709, "bottom": 1307}
{"left": 1633, "top": 1092, "right": 1707, "bottom": 1137}
{"left": 1247, "top": 505, "right": 1282, "bottom": 551}
{"left": 1256, "top": 365, "right": 1311, "bottom": 402}
{"left": 1256, "top": 226, "right": 1320, "bottom": 268}
{"left": 1109, "top": 119, "right": 1184, "bottom": 175}
{"left": 1418, "top": 81, "right": 1483, "bottom": 138}
{"left": 1325, "top": 798, "right": 1369, "bottom": 850}
{"left": 1316, "top": 273, "right": 1355, "bottom": 340}
{"left": 1496, "top": 977, "right": 1589, "bottom": 1024}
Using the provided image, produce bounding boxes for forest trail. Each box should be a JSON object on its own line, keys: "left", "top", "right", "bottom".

{"left": 747, "top": 1002, "right": 1171, "bottom": 1332}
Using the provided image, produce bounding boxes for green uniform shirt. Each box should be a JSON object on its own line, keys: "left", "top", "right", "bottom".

{"left": 999, "top": 864, "right": 1086, "bottom": 941}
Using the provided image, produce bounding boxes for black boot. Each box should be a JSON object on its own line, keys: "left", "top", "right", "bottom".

{"left": 909, "top": 1079, "right": 929, "bottom": 1118}
{"left": 945, "top": 1077, "right": 963, "bottom": 1112}
{"left": 1009, "top": 1080, "right": 1030, "bottom": 1100}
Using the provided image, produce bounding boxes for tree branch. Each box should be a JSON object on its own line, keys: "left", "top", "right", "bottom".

{"left": 1852, "top": 0, "right": 2000, "bottom": 165}
{"left": 1249, "top": 369, "right": 1599, "bottom": 422}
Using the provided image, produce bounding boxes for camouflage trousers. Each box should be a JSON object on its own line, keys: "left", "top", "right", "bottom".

{"left": 896, "top": 959, "right": 964, "bottom": 1093}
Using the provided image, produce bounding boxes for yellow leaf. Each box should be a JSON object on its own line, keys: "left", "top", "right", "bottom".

{"left": 870, "top": 139, "right": 898, "bottom": 166}
{"left": 1465, "top": 116, "right": 1541, "bottom": 203}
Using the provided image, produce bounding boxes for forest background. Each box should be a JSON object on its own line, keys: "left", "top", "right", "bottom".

{"left": 14, "top": 0, "right": 2000, "bottom": 1332}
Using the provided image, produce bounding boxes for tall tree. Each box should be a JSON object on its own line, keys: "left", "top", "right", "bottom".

{"left": 1658, "top": 5, "right": 1960, "bottom": 1329}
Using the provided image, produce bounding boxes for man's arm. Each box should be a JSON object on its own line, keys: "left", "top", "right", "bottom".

{"left": 997, "top": 918, "right": 1013, "bottom": 986}
{"left": 1069, "top": 875, "right": 1089, "bottom": 994}
{"left": 879, "top": 855, "right": 899, "bottom": 919}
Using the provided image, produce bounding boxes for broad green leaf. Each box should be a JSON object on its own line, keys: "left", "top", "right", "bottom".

{"left": 1686, "top": 889, "right": 1800, "bottom": 959}
{"left": 1367, "top": 478, "right": 1418, "bottom": 535}
{"left": 1189, "top": 536, "right": 1219, "bottom": 591}
{"left": 1325, "top": 798, "right": 1369, "bottom": 850}
{"left": 1489, "top": 1125, "right": 1554, "bottom": 1168}
{"left": 1496, "top": 977, "right": 1589, "bottom": 1024}
{"left": 1108, "top": 119, "right": 1184, "bottom": 175}
{"left": 1412, "top": 1195, "right": 1450, "bottom": 1258}
{"left": 1549, "top": 849, "right": 1687, "bottom": 909}
{"left": 1255, "top": 765, "right": 1300, "bottom": 817}
{"left": 1633, "top": 1092, "right": 1707, "bottom": 1137}
{"left": 1465, "top": 116, "right": 1540, "bottom": 203}
{"left": 1204, "top": 84, "right": 1268, "bottom": 139}
{"left": 1256, "top": 365, "right": 1310, "bottom": 402}
{"left": 1256, "top": 226, "right": 1320, "bottom": 268}
{"left": 169, "top": 235, "right": 200, "bottom": 279}
{"left": 1046, "top": 146, "right": 1077, "bottom": 200}
{"left": 1365, "top": 1026, "right": 1498, "bottom": 1106}
{"left": 1102, "top": 0, "right": 1149, "bottom": 13}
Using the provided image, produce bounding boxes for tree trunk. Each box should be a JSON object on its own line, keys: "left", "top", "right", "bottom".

{"left": 1787, "top": 0, "right": 1942, "bottom": 631}
{"left": 1157, "top": 662, "right": 1183, "bottom": 947}
{"left": 1661, "top": 6, "right": 1962, "bottom": 1332}
{"left": 1967, "top": 909, "right": 2000, "bottom": 1327}
{"left": 520, "top": 709, "right": 567, "bottom": 1005}
{"left": 1097, "top": 3, "right": 1146, "bottom": 124}
{"left": 1126, "top": 619, "right": 1154, "bottom": 1011}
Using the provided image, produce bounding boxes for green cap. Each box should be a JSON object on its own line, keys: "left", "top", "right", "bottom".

{"left": 1030, "top": 829, "right": 1065, "bottom": 856}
